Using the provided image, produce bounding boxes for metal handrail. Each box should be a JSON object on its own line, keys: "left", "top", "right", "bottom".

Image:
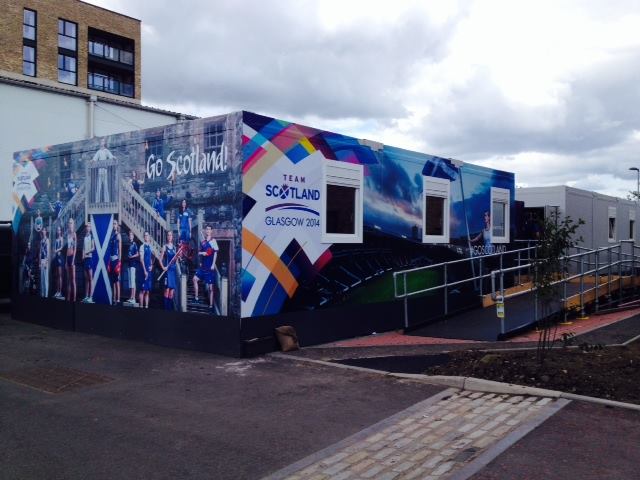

{"left": 393, "top": 245, "right": 538, "bottom": 328}
{"left": 489, "top": 241, "right": 639, "bottom": 334}
{"left": 393, "top": 245, "right": 536, "bottom": 296}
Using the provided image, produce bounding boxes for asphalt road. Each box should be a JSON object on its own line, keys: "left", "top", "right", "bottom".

{"left": 471, "top": 400, "right": 640, "bottom": 480}
{"left": 0, "top": 314, "right": 443, "bottom": 480}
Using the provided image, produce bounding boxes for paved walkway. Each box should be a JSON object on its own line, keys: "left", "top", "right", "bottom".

{"left": 320, "top": 307, "right": 640, "bottom": 349}
{"left": 263, "top": 389, "right": 566, "bottom": 480}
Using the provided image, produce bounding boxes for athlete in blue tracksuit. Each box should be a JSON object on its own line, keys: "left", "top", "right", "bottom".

{"left": 152, "top": 189, "right": 172, "bottom": 219}
{"left": 139, "top": 231, "right": 154, "bottom": 308}
{"left": 160, "top": 230, "right": 177, "bottom": 310}
{"left": 178, "top": 198, "right": 192, "bottom": 244}
{"left": 193, "top": 224, "right": 219, "bottom": 313}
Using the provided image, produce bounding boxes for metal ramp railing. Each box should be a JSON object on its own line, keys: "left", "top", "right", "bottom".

{"left": 393, "top": 241, "right": 640, "bottom": 335}
{"left": 490, "top": 240, "right": 640, "bottom": 335}
{"left": 393, "top": 245, "right": 538, "bottom": 329}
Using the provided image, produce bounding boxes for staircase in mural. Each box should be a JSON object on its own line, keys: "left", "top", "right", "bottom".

{"left": 119, "top": 179, "right": 168, "bottom": 261}
{"left": 51, "top": 183, "right": 87, "bottom": 237}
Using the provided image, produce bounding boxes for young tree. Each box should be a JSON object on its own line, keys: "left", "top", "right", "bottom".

{"left": 532, "top": 213, "right": 584, "bottom": 363}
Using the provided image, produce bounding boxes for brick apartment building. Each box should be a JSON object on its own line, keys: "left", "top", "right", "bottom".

{"left": 0, "top": 0, "right": 142, "bottom": 102}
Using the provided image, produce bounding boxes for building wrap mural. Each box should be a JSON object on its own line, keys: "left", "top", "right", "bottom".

{"left": 12, "top": 110, "right": 514, "bottom": 329}
{"left": 240, "top": 112, "right": 515, "bottom": 318}
{"left": 12, "top": 113, "right": 243, "bottom": 317}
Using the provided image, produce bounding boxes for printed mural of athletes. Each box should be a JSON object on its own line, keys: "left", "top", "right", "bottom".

{"left": 12, "top": 112, "right": 243, "bottom": 318}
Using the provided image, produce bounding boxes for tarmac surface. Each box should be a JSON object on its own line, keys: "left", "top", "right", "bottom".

{"left": 0, "top": 314, "right": 443, "bottom": 480}
{"left": 407, "top": 286, "right": 581, "bottom": 341}
{"left": 470, "top": 401, "right": 640, "bottom": 480}
{"left": 2, "top": 310, "right": 640, "bottom": 479}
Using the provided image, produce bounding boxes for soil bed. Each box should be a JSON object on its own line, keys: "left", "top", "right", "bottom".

{"left": 425, "top": 342, "right": 640, "bottom": 404}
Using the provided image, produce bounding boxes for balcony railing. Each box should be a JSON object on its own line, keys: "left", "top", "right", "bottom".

{"left": 86, "top": 158, "right": 119, "bottom": 214}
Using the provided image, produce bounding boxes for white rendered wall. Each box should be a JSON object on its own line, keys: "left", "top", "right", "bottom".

{"left": 0, "top": 82, "right": 182, "bottom": 221}
{"left": 516, "top": 186, "right": 567, "bottom": 216}
{"left": 518, "top": 185, "right": 640, "bottom": 250}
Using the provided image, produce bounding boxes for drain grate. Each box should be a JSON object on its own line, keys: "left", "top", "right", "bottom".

{"left": 0, "top": 366, "right": 113, "bottom": 394}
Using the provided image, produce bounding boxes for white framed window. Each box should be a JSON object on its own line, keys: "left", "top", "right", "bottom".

{"left": 491, "top": 187, "right": 510, "bottom": 243}
{"left": 608, "top": 206, "right": 617, "bottom": 242}
{"left": 630, "top": 210, "right": 635, "bottom": 240}
{"left": 422, "top": 176, "right": 450, "bottom": 243}
{"left": 322, "top": 160, "right": 363, "bottom": 243}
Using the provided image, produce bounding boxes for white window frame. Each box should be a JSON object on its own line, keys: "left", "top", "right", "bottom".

{"left": 321, "top": 160, "right": 363, "bottom": 244}
{"left": 630, "top": 210, "right": 635, "bottom": 241}
{"left": 422, "top": 176, "right": 450, "bottom": 244}
{"left": 490, "top": 187, "right": 510, "bottom": 244}
{"left": 608, "top": 206, "right": 617, "bottom": 243}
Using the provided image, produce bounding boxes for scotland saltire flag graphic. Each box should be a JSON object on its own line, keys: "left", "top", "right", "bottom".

{"left": 422, "top": 156, "right": 459, "bottom": 181}
{"left": 90, "top": 213, "right": 114, "bottom": 305}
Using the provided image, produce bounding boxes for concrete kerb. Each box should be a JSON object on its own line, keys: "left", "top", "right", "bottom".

{"left": 271, "top": 352, "right": 640, "bottom": 412}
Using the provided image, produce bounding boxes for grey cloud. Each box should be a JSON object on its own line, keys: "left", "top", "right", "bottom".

{"left": 421, "top": 49, "right": 640, "bottom": 160}
{"left": 117, "top": 0, "right": 460, "bottom": 121}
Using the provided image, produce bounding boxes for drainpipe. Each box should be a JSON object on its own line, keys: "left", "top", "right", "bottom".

{"left": 88, "top": 95, "right": 97, "bottom": 138}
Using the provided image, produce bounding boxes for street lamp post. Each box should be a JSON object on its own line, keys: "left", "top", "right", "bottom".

{"left": 630, "top": 167, "right": 640, "bottom": 201}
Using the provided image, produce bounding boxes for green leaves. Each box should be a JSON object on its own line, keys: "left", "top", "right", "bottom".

{"left": 532, "top": 212, "right": 585, "bottom": 363}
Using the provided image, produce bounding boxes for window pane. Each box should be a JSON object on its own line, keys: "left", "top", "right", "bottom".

{"left": 91, "top": 41, "right": 104, "bottom": 56}
{"left": 425, "top": 195, "right": 445, "bottom": 236}
{"left": 66, "top": 56, "right": 76, "bottom": 72}
{"left": 58, "top": 19, "right": 64, "bottom": 34}
{"left": 326, "top": 184, "right": 356, "bottom": 234}
{"left": 120, "top": 50, "right": 133, "bottom": 65}
{"left": 492, "top": 201, "right": 505, "bottom": 237}
{"left": 24, "top": 9, "right": 35, "bottom": 26}
{"left": 58, "top": 69, "right": 75, "bottom": 84}
{"left": 58, "top": 54, "right": 64, "bottom": 69}
{"left": 65, "top": 22, "right": 76, "bottom": 37}
{"left": 609, "top": 218, "right": 616, "bottom": 239}
{"left": 23, "top": 61, "right": 35, "bottom": 76}
{"left": 106, "top": 46, "right": 118, "bottom": 61}
{"left": 122, "top": 83, "right": 134, "bottom": 97}
{"left": 23, "top": 46, "right": 34, "bottom": 62}
{"left": 59, "top": 34, "right": 76, "bottom": 50}
{"left": 23, "top": 25, "right": 35, "bottom": 40}
{"left": 630, "top": 220, "right": 634, "bottom": 239}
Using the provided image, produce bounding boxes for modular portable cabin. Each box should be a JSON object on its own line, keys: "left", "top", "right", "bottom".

{"left": 11, "top": 111, "right": 516, "bottom": 356}
{"left": 516, "top": 186, "right": 639, "bottom": 249}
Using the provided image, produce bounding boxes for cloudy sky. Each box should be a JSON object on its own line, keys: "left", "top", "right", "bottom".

{"left": 88, "top": 0, "right": 640, "bottom": 198}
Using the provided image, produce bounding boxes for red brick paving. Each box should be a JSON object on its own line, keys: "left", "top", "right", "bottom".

{"left": 323, "top": 307, "right": 640, "bottom": 348}
{"left": 507, "top": 307, "right": 640, "bottom": 343}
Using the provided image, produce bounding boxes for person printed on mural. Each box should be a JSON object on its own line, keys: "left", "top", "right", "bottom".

{"left": 82, "top": 222, "right": 95, "bottom": 303}
{"left": 139, "top": 231, "right": 154, "bottom": 309}
{"left": 39, "top": 227, "right": 50, "bottom": 298}
{"left": 65, "top": 175, "right": 78, "bottom": 198}
{"left": 472, "top": 211, "right": 493, "bottom": 255}
{"left": 126, "top": 230, "right": 139, "bottom": 305}
{"left": 22, "top": 241, "right": 34, "bottom": 293}
{"left": 152, "top": 188, "right": 172, "bottom": 219}
{"left": 130, "top": 170, "right": 142, "bottom": 195}
{"left": 53, "top": 226, "right": 64, "bottom": 299}
{"left": 159, "top": 230, "right": 178, "bottom": 311}
{"left": 192, "top": 224, "right": 219, "bottom": 314}
{"left": 34, "top": 209, "right": 43, "bottom": 233}
{"left": 108, "top": 219, "right": 122, "bottom": 305}
{"left": 178, "top": 198, "right": 192, "bottom": 246}
{"left": 93, "top": 137, "right": 115, "bottom": 203}
{"left": 49, "top": 191, "right": 64, "bottom": 219}
{"left": 65, "top": 218, "right": 77, "bottom": 302}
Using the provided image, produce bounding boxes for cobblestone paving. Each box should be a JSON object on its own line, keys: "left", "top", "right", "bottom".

{"left": 269, "top": 390, "right": 557, "bottom": 480}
